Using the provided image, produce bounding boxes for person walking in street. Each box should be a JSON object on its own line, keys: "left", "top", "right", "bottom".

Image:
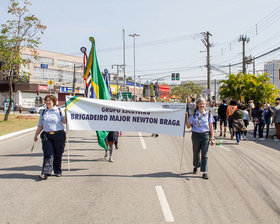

{"left": 242, "top": 105, "right": 250, "bottom": 140}
{"left": 34, "top": 95, "right": 66, "bottom": 180}
{"left": 263, "top": 103, "right": 272, "bottom": 139}
{"left": 218, "top": 99, "right": 228, "bottom": 137}
{"left": 150, "top": 97, "right": 159, "bottom": 138}
{"left": 210, "top": 101, "right": 218, "bottom": 131}
{"left": 226, "top": 100, "right": 238, "bottom": 139}
{"left": 252, "top": 102, "right": 265, "bottom": 141}
{"left": 232, "top": 104, "right": 246, "bottom": 145}
{"left": 272, "top": 97, "right": 280, "bottom": 141}
{"left": 105, "top": 131, "right": 118, "bottom": 162}
{"left": 185, "top": 98, "right": 215, "bottom": 179}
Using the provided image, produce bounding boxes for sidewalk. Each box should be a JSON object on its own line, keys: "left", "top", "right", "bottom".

{"left": 0, "top": 127, "right": 37, "bottom": 141}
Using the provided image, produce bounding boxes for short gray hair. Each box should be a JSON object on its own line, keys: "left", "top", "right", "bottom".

{"left": 196, "top": 97, "right": 206, "bottom": 105}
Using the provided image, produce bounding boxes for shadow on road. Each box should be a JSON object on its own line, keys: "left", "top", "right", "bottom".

{"left": 61, "top": 171, "right": 203, "bottom": 180}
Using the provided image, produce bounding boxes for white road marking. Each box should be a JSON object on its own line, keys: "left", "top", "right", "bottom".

{"left": 220, "top": 146, "right": 231, "bottom": 151}
{"left": 138, "top": 132, "right": 147, "bottom": 149}
{"left": 155, "top": 185, "right": 175, "bottom": 222}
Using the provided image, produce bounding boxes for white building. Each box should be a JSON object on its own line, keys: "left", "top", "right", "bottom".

{"left": 264, "top": 60, "right": 280, "bottom": 90}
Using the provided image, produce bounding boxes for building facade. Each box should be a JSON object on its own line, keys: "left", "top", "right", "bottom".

{"left": 0, "top": 48, "right": 85, "bottom": 109}
{"left": 264, "top": 60, "right": 280, "bottom": 90}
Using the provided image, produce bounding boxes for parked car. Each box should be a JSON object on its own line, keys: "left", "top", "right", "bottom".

{"left": 29, "top": 104, "right": 46, "bottom": 114}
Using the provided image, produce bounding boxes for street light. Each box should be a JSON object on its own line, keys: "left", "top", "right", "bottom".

{"left": 129, "top": 33, "right": 140, "bottom": 101}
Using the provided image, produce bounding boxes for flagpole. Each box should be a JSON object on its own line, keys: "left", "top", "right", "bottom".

{"left": 66, "top": 130, "right": 70, "bottom": 171}
{"left": 179, "top": 135, "right": 185, "bottom": 175}
{"left": 179, "top": 110, "right": 187, "bottom": 175}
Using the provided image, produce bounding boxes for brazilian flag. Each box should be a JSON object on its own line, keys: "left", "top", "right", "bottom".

{"left": 83, "top": 37, "right": 110, "bottom": 149}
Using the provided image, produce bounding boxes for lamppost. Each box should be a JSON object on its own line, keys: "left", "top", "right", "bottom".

{"left": 129, "top": 33, "right": 140, "bottom": 101}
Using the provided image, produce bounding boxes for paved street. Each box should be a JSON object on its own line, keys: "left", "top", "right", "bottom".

{"left": 0, "top": 129, "right": 279, "bottom": 224}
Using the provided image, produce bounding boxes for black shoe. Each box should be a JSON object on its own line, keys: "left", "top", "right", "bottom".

{"left": 193, "top": 167, "right": 197, "bottom": 174}
{"left": 39, "top": 174, "right": 48, "bottom": 180}
{"left": 202, "top": 173, "right": 209, "bottom": 179}
{"left": 155, "top": 134, "right": 159, "bottom": 138}
{"left": 115, "top": 144, "right": 119, "bottom": 149}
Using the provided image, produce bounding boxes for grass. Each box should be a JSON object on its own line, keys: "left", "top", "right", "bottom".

{"left": 0, "top": 114, "right": 39, "bottom": 136}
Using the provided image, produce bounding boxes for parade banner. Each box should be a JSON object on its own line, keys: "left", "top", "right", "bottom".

{"left": 66, "top": 96, "right": 186, "bottom": 137}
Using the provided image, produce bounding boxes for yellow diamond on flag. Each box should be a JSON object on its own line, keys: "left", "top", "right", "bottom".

{"left": 48, "top": 80, "right": 53, "bottom": 85}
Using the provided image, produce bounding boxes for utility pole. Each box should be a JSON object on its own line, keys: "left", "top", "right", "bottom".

{"left": 239, "top": 35, "right": 250, "bottom": 74}
{"left": 129, "top": 33, "right": 140, "bottom": 101}
{"left": 73, "top": 64, "right": 76, "bottom": 96}
{"left": 112, "top": 64, "right": 122, "bottom": 97}
{"left": 229, "top": 63, "right": 231, "bottom": 75}
{"left": 253, "top": 57, "right": 255, "bottom": 75}
{"left": 123, "top": 28, "right": 126, "bottom": 85}
{"left": 202, "top": 31, "right": 212, "bottom": 102}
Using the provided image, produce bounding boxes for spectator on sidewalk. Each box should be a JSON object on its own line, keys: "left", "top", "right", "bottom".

{"left": 210, "top": 101, "right": 218, "bottom": 131}
{"left": 252, "top": 102, "right": 264, "bottom": 141}
{"left": 272, "top": 97, "right": 280, "bottom": 142}
{"left": 263, "top": 103, "right": 272, "bottom": 139}
{"left": 232, "top": 104, "right": 246, "bottom": 145}
{"left": 218, "top": 99, "right": 228, "bottom": 137}
{"left": 242, "top": 105, "right": 250, "bottom": 140}
{"left": 248, "top": 100, "right": 255, "bottom": 120}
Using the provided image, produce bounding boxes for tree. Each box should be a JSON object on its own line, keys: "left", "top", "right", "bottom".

{"left": 0, "top": 0, "right": 46, "bottom": 121}
{"left": 169, "top": 81, "right": 203, "bottom": 103}
{"left": 219, "top": 73, "right": 279, "bottom": 104}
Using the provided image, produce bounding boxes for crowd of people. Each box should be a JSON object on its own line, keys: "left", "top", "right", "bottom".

{"left": 34, "top": 94, "right": 280, "bottom": 181}
{"left": 185, "top": 96, "right": 280, "bottom": 179}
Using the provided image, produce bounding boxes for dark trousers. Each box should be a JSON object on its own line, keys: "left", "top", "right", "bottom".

{"left": 191, "top": 132, "right": 210, "bottom": 172}
{"left": 253, "top": 123, "right": 264, "bottom": 138}
{"left": 40, "top": 131, "right": 66, "bottom": 175}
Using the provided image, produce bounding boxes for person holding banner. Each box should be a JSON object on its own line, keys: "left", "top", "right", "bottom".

{"left": 185, "top": 98, "right": 215, "bottom": 179}
{"left": 33, "top": 95, "right": 67, "bottom": 180}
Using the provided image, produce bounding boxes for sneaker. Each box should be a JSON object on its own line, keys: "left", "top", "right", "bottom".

{"left": 109, "top": 157, "right": 114, "bottom": 162}
{"left": 243, "top": 136, "right": 247, "bottom": 140}
{"left": 274, "top": 138, "right": 280, "bottom": 142}
{"left": 202, "top": 173, "right": 209, "bottom": 179}
{"left": 259, "top": 138, "right": 265, "bottom": 141}
{"left": 39, "top": 174, "right": 48, "bottom": 180}
{"left": 55, "top": 173, "right": 62, "bottom": 177}
{"left": 253, "top": 138, "right": 256, "bottom": 140}
{"left": 193, "top": 167, "right": 197, "bottom": 174}
{"left": 236, "top": 142, "right": 240, "bottom": 145}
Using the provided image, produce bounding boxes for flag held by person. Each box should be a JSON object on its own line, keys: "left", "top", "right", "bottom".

{"left": 83, "top": 37, "right": 110, "bottom": 149}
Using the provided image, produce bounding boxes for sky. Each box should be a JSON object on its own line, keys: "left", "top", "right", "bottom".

{"left": 0, "top": 0, "right": 280, "bottom": 84}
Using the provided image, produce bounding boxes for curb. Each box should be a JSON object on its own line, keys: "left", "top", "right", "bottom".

{"left": 0, "top": 126, "right": 37, "bottom": 141}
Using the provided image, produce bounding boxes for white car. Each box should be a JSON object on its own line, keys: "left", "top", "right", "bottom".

{"left": 29, "top": 104, "right": 46, "bottom": 114}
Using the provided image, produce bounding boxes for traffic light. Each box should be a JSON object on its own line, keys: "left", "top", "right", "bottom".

{"left": 176, "top": 73, "right": 180, "bottom": 80}
{"left": 171, "top": 73, "right": 175, "bottom": 80}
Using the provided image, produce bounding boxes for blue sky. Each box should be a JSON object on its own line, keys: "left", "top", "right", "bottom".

{"left": 0, "top": 0, "right": 280, "bottom": 83}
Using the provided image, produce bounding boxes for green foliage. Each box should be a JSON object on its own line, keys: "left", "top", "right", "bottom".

{"left": 169, "top": 81, "right": 203, "bottom": 103}
{"left": 219, "top": 73, "right": 279, "bottom": 104}
{"left": 0, "top": 0, "right": 46, "bottom": 121}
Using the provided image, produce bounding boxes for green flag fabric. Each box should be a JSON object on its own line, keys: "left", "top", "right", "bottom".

{"left": 84, "top": 37, "right": 110, "bottom": 149}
